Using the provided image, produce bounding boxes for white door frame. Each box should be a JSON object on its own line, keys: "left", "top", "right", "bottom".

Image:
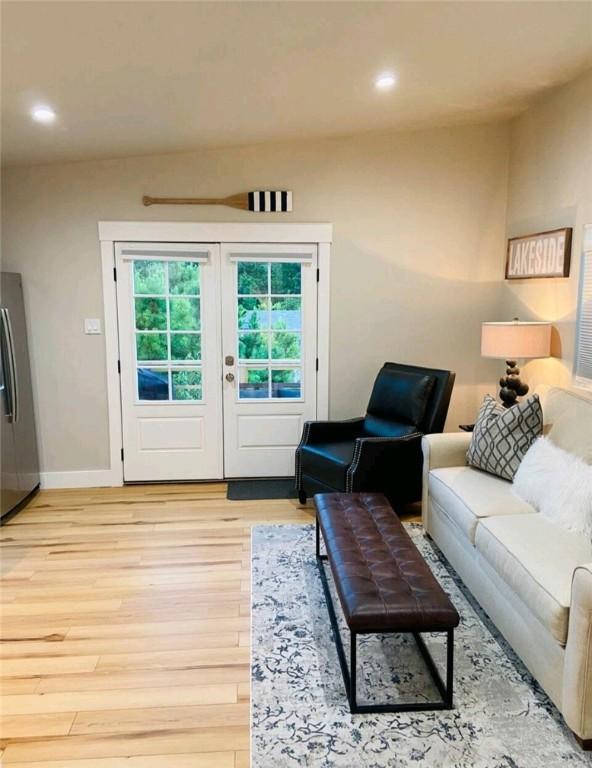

{"left": 98, "top": 221, "right": 332, "bottom": 486}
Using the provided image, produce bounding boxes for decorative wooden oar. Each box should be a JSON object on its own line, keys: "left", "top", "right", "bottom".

{"left": 143, "top": 190, "right": 292, "bottom": 212}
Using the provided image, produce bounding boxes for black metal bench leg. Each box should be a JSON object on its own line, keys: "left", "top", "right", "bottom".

{"left": 446, "top": 628, "right": 454, "bottom": 707}
{"left": 315, "top": 517, "right": 320, "bottom": 559}
{"left": 349, "top": 631, "right": 357, "bottom": 713}
{"left": 412, "top": 629, "right": 455, "bottom": 709}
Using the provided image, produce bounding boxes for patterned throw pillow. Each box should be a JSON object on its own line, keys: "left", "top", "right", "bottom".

{"left": 467, "top": 394, "right": 543, "bottom": 481}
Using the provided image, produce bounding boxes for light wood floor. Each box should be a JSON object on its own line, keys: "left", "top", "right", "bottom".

{"left": 0, "top": 483, "right": 314, "bottom": 767}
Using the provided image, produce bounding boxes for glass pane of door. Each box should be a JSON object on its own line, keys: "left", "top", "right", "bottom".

{"left": 132, "top": 260, "right": 203, "bottom": 402}
{"left": 236, "top": 261, "right": 302, "bottom": 399}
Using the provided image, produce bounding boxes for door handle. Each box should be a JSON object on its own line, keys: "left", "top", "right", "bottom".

{"left": 0, "top": 312, "right": 9, "bottom": 418}
{"left": 225, "top": 372, "right": 235, "bottom": 382}
{"left": 225, "top": 355, "right": 234, "bottom": 366}
{"left": 0, "top": 308, "right": 17, "bottom": 423}
{"left": 4, "top": 308, "right": 19, "bottom": 424}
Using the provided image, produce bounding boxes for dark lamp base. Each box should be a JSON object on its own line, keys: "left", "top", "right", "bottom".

{"left": 499, "top": 360, "right": 529, "bottom": 408}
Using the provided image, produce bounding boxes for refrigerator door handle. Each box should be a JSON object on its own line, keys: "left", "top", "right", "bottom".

{"left": 0, "top": 308, "right": 13, "bottom": 420}
{"left": 0, "top": 307, "right": 18, "bottom": 423}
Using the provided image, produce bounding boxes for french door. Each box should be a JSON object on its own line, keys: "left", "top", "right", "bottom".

{"left": 221, "top": 244, "right": 318, "bottom": 477}
{"left": 116, "top": 242, "right": 318, "bottom": 481}
{"left": 116, "top": 243, "right": 223, "bottom": 481}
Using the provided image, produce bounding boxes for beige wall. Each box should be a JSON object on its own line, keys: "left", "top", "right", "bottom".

{"left": 1, "top": 122, "right": 509, "bottom": 475}
{"left": 503, "top": 68, "right": 592, "bottom": 388}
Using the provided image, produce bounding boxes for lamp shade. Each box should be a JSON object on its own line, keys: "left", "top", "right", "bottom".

{"left": 481, "top": 321, "right": 551, "bottom": 360}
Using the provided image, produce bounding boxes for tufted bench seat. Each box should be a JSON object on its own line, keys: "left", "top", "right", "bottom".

{"left": 314, "top": 492, "right": 460, "bottom": 713}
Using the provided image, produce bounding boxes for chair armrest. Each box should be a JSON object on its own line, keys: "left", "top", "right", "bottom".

{"left": 564, "top": 564, "right": 592, "bottom": 740}
{"left": 422, "top": 432, "right": 471, "bottom": 471}
{"left": 298, "top": 417, "right": 365, "bottom": 446}
{"left": 346, "top": 432, "right": 423, "bottom": 501}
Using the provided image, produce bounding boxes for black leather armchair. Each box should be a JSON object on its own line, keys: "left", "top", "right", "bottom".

{"left": 295, "top": 362, "right": 455, "bottom": 507}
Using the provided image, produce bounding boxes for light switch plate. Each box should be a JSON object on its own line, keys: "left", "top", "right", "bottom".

{"left": 84, "top": 318, "right": 102, "bottom": 335}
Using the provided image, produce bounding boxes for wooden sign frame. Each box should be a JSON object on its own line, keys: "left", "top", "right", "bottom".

{"left": 505, "top": 227, "right": 572, "bottom": 279}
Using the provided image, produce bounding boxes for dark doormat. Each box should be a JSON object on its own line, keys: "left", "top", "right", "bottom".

{"left": 227, "top": 478, "right": 298, "bottom": 500}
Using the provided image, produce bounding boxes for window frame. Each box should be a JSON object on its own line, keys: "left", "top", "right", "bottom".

{"left": 574, "top": 243, "right": 592, "bottom": 391}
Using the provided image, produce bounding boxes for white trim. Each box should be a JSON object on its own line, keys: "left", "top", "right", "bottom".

{"left": 226, "top": 242, "right": 317, "bottom": 260}
{"left": 99, "top": 221, "right": 332, "bottom": 244}
{"left": 121, "top": 254, "right": 209, "bottom": 264}
{"left": 229, "top": 255, "right": 313, "bottom": 264}
{"left": 119, "top": 242, "right": 211, "bottom": 262}
{"left": 101, "top": 239, "right": 125, "bottom": 486}
{"left": 99, "top": 220, "right": 331, "bottom": 487}
{"left": 41, "top": 469, "right": 117, "bottom": 489}
{"left": 584, "top": 224, "right": 592, "bottom": 252}
{"left": 317, "top": 242, "right": 331, "bottom": 419}
{"left": 119, "top": 242, "right": 212, "bottom": 254}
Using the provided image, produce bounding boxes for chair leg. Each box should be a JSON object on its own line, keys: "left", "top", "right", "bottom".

{"left": 298, "top": 491, "right": 307, "bottom": 505}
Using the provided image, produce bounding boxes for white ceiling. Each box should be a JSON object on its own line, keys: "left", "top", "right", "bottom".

{"left": 2, "top": 1, "right": 592, "bottom": 167}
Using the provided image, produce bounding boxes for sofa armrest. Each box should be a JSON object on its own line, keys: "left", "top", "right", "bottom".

{"left": 422, "top": 432, "right": 472, "bottom": 471}
{"left": 564, "top": 564, "right": 592, "bottom": 741}
{"left": 421, "top": 432, "right": 471, "bottom": 527}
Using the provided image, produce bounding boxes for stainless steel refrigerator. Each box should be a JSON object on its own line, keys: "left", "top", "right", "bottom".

{"left": 1, "top": 272, "right": 40, "bottom": 520}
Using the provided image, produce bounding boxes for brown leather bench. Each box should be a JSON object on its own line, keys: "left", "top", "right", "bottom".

{"left": 314, "top": 492, "right": 460, "bottom": 713}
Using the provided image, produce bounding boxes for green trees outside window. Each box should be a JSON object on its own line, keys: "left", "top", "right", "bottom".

{"left": 134, "top": 261, "right": 166, "bottom": 294}
{"left": 135, "top": 298, "right": 166, "bottom": 330}
{"left": 237, "top": 262, "right": 301, "bottom": 295}
{"left": 134, "top": 260, "right": 199, "bottom": 296}
{"left": 136, "top": 333, "right": 167, "bottom": 361}
{"left": 132, "top": 259, "right": 304, "bottom": 402}
{"left": 133, "top": 260, "right": 203, "bottom": 400}
{"left": 169, "top": 262, "right": 199, "bottom": 295}
{"left": 172, "top": 369, "right": 202, "bottom": 400}
{"left": 237, "top": 261, "right": 302, "bottom": 398}
{"left": 237, "top": 262, "right": 302, "bottom": 362}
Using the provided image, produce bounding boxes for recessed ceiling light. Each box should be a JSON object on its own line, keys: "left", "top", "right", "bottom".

{"left": 374, "top": 73, "right": 397, "bottom": 91}
{"left": 31, "top": 105, "right": 56, "bottom": 124}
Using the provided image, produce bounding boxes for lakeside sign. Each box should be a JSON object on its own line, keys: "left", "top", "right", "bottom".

{"left": 506, "top": 228, "right": 572, "bottom": 279}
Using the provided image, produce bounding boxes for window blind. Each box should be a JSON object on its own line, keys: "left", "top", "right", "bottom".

{"left": 575, "top": 250, "right": 592, "bottom": 388}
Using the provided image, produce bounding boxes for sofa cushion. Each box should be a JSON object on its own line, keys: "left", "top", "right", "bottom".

{"left": 429, "top": 466, "right": 535, "bottom": 543}
{"left": 475, "top": 514, "right": 592, "bottom": 645}
{"left": 299, "top": 441, "right": 356, "bottom": 489}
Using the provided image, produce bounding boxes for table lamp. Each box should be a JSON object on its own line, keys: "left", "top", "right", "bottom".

{"left": 481, "top": 319, "right": 551, "bottom": 407}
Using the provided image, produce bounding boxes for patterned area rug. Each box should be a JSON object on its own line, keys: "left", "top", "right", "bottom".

{"left": 251, "top": 524, "right": 591, "bottom": 768}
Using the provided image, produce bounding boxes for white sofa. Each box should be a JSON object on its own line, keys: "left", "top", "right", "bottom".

{"left": 422, "top": 386, "right": 592, "bottom": 746}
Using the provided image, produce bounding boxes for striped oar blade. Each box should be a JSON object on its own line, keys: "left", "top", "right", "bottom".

{"left": 248, "top": 190, "right": 292, "bottom": 212}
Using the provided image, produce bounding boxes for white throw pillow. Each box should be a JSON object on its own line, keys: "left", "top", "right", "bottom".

{"left": 513, "top": 436, "right": 592, "bottom": 537}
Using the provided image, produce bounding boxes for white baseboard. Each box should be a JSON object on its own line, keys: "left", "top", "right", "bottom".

{"left": 40, "top": 469, "right": 122, "bottom": 489}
